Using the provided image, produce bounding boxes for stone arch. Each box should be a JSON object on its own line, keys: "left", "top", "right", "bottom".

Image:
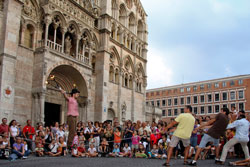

{"left": 135, "top": 62, "right": 145, "bottom": 77}
{"left": 128, "top": 12, "right": 136, "bottom": 33}
{"left": 107, "top": 108, "right": 116, "bottom": 121}
{"left": 50, "top": 11, "right": 67, "bottom": 27}
{"left": 67, "top": 20, "right": 81, "bottom": 35}
{"left": 81, "top": 28, "right": 93, "bottom": 41}
{"left": 123, "top": 55, "right": 135, "bottom": 74}
{"left": 119, "top": 3, "right": 127, "bottom": 26}
{"left": 91, "top": 33, "right": 99, "bottom": 51}
{"left": 110, "top": 46, "right": 121, "bottom": 66}
{"left": 46, "top": 64, "right": 88, "bottom": 98}
{"left": 137, "top": 20, "right": 144, "bottom": 39}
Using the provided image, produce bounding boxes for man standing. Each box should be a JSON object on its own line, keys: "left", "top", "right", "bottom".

{"left": 216, "top": 114, "right": 250, "bottom": 165}
{"left": 61, "top": 88, "right": 80, "bottom": 147}
{"left": 188, "top": 107, "right": 229, "bottom": 166}
{"left": 23, "top": 120, "right": 35, "bottom": 150}
{"left": 0, "top": 118, "right": 9, "bottom": 136}
{"left": 163, "top": 105, "right": 195, "bottom": 166}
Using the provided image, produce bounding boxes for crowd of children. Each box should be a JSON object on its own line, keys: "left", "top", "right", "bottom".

{"left": 0, "top": 107, "right": 250, "bottom": 164}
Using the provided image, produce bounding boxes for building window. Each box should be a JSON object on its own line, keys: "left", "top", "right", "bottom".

{"left": 239, "top": 103, "right": 244, "bottom": 111}
{"left": 168, "top": 99, "right": 172, "bottom": 106}
{"left": 156, "top": 91, "right": 160, "bottom": 96}
{"left": 230, "top": 91, "right": 236, "bottom": 100}
{"left": 207, "top": 83, "right": 211, "bottom": 89}
{"left": 173, "top": 89, "right": 177, "bottom": 93}
{"left": 223, "top": 104, "right": 228, "bottom": 108}
{"left": 157, "top": 100, "right": 160, "bottom": 107}
{"left": 215, "top": 83, "right": 219, "bottom": 88}
{"left": 230, "top": 80, "right": 235, "bottom": 86}
{"left": 181, "top": 108, "right": 184, "bottom": 113}
{"left": 200, "top": 84, "right": 204, "bottom": 90}
{"left": 239, "top": 90, "right": 244, "bottom": 99}
{"left": 194, "top": 107, "right": 198, "bottom": 115}
{"left": 168, "top": 109, "right": 172, "bottom": 116}
{"left": 200, "top": 106, "right": 205, "bottom": 114}
{"left": 208, "top": 106, "right": 212, "bottom": 114}
{"left": 180, "top": 88, "right": 184, "bottom": 93}
{"left": 193, "top": 86, "right": 197, "bottom": 92}
{"left": 207, "top": 94, "right": 212, "bottom": 102}
{"left": 151, "top": 101, "right": 154, "bottom": 106}
{"left": 200, "top": 95, "right": 205, "bottom": 103}
{"left": 215, "top": 93, "right": 220, "bottom": 102}
{"left": 187, "top": 87, "right": 191, "bottom": 92}
{"left": 222, "top": 82, "right": 227, "bottom": 87}
{"left": 222, "top": 92, "right": 228, "bottom": 101}
{"left": 162, "top": 100, "right": 166, "bottom": 106}
{"left": 174, "top": 109, "right": 178, "bottom": 116}
{"left": 238, "top": 79, "right": 243, "bottom": 85}
{"left": 162, "top": 110, "right": 166, "bottom": 116}
{"left": 151, "top": 92, "right": 154, "bottom": 96}
{"left": 215, "top": 105, "right": 220, "bottom": 113}
{"left": 187, "top": 97, "right": 191, "bottom": 104}
{"left": 180, "top": 97, "right": 184, "bottom": 105}
{"left": 193, "top": 96, "right": 198, "bottom": 104}
{"left": 174, "top": 98, "right": 178, "bottom": 106}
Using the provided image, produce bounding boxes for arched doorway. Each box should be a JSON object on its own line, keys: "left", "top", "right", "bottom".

{"left": 107, "top": 108, "right": 115, "bottom": 122}
{"left": 45, "top": 65, "right": 88, "bottom": 126}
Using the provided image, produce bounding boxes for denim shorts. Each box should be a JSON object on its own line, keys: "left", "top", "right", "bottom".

{"left": 198, "top": 134, "right": 219, "bottom": 148}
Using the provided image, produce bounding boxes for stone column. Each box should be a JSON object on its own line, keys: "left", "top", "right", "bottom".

{"left": 39, "top": 91, "right": 46, "bottom": 124}
{"left": 20, "top": 25, "right": 26, "bottom": 46}
{"left": 44, "top": 17, "right": 51, "bottom": 47}
{"left": 76, "top": 35, "right": 80, "bottom": 59}
{"left": 61, "top": 27, "right": 67, "bottom": 53}
{"left": 53, "top": 24, "right": 58, "bottom": 50}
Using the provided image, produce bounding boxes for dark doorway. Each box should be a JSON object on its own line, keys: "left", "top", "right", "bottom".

{"left": 44, "top": 102, "right": 61, "bottom": 127}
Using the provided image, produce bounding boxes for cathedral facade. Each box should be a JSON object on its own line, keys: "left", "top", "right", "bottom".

{"left": 0, "top": 0, "right": 148, "bottom": 125}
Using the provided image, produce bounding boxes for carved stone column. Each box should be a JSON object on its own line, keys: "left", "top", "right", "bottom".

{"left": 76, "top": 35, "right": 80, "bottom": 59}
{"left": 44, "top": 17, "right": 51, "bottom": 47}
{"left": 61, "top": 27, "right": 67, "bottom": 53}
{"left": 53, "top": 24, "right": 58, "bottom": 49}
{"left": 20, "top": 25, "right": 26, "bottom": 46}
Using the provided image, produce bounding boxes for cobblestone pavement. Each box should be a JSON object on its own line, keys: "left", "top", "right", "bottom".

{"left": 0, "top": 156, "right": 240, "bottom": 167}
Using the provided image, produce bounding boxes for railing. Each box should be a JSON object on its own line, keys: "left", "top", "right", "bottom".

{"left": 77, "top": 53, "right": 90, "bottom": 65}
{"left": 37, "top": 40, "right": 90, "bottom": 66}
{"left": 38, "top": 40, "right": 62, "bottom": 53}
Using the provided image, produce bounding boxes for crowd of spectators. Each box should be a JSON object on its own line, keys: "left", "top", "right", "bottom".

{"left": 0, "top": 107, "right": 250, "bottom": 165}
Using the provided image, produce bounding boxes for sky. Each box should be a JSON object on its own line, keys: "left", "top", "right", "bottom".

{"left": 140, "top": 0, "right": 250, "bottom": 89}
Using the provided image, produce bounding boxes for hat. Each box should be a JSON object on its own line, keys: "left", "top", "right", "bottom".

{"left": 71, "top": 88, "right": 80, "bottom": 95}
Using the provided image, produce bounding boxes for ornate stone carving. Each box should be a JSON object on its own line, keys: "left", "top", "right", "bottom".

{"left": 64, "top": 36, "right": 72, "bottom": 55}
{"left": 52, "top": 15, "right": 61, "bottom": 27}
{"left": 51, "top": 0, "right": 95, "bottom": 28}
{"left": 121, "top": 102, "right": 127, "bottom": 121}
{"left": 22, "top": 0, "right": 37, "bottom": 19}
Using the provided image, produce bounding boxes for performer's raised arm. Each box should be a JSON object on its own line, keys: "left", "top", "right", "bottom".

{"left": 60, "top": 89, "right": 69, "bottom": 101}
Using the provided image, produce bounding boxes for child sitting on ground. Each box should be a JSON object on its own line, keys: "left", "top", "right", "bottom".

{"left": 158, "top": 144, "right": 167, "bottom": 159}
{"left": 148, "top": 144, "right": 158, "bottom": 158}
{"left": 77, "top": 142, "right": 87, "bottom": 157}
{"left": 88, "top": 144, "right": 98, "bottom": 157}
{"left": 58, "top": 137, "right": 67, "bottom": 156}
{"left": 99, "top": 138, "right": 109, "bottom": 157}
{"left": 72, "top": 144, "right": 81, "bottom": 157}
{"left": 109, "top": 144, "right": 120, "bottom": 157}
{"left": 120, "top": 143, "right": 131, "bottom": 157}
{"left": 48, "top": 139, "right": 61, "bottom": 157}
{"left": 135, "top": 144, "right": 147, "bottom": 158}
{"left": 35, "top": 143, "right": 44, "bottom": 157}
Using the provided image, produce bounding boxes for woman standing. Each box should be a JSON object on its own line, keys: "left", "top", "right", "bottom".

{"left": 9, "top": 120, "right": 19, "bottom": 148}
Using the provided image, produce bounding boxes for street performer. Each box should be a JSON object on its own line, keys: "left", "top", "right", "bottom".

{"left": 61, "top": 88, "right": 80, "bottom": 147}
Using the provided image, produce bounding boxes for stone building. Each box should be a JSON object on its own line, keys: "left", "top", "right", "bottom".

{"left": 146, "top": 75, "right": 250, "bottom": 122}
{"left": 0, "top": 0, "right": 148, "bottom": 126}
